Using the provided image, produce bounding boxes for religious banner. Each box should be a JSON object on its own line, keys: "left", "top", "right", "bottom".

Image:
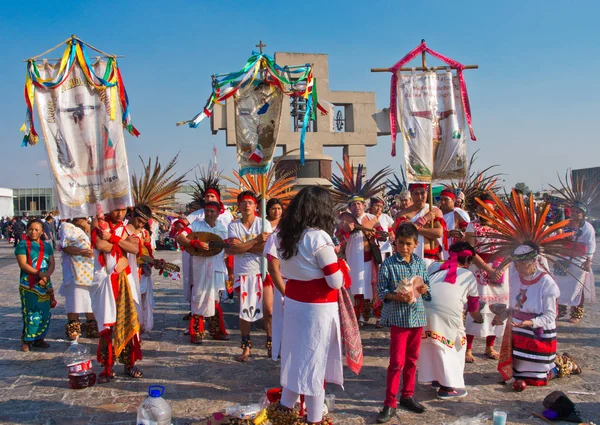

{"left": 234, "top": 83, "right": 284, "bottom": 175}
{"left": 378, "top": 40, "right": 477, "bottom": 182}
{"left": 398, "top": 71, "right": 467, "bottom": 181}
{"left": 21, "top": 37, "right": 139, "bottom": 218}
{"left": 178, "top": 51, "right": 327, "bottom": 173}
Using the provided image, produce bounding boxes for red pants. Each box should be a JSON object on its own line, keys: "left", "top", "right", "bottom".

{"left": 384, "top": 326, "right": 422, "bottom": 407}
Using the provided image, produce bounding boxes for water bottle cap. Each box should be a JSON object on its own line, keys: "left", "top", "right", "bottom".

{"left": 148, "top": 385, "right": 164, "bottom": 397}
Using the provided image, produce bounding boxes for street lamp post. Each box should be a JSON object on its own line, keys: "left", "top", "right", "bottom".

{"left": 35, "top": 173, "right": 40, "bottom": 216}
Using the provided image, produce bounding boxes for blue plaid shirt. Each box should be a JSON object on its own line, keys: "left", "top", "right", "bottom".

{"left": 377, "top": 253, "right": 431, "bottom": 328}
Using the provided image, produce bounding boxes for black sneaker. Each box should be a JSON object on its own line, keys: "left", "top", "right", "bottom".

{"left": 376, "top": 406, "right": 397, "bottom": 423}
{"left": 437, "top": 388, "right": 468, "bottom": 400}
{"left": 431, "top": 380, "right": 441, "bottom": 389}
{"left": 399, "top": 397, "right": 426, "bottom": 413}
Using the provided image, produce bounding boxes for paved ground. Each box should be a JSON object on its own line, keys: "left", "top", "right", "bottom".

{"left": 0, "top": 242, "right": 598, "bottom": 425}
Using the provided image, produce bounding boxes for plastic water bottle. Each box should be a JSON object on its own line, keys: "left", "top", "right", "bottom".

{"left": 137, "top": 385, "right": 172, "bottom": 425}
{"left": 64, "top": 340, "right": 96, "bottom": 389}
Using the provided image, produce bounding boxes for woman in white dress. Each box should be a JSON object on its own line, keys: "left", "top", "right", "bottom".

{"left": 420, "top": 242, "right": 480, "bottom": 399}
{"left": 269, "top": 186, "right": 346, "bottom": 425}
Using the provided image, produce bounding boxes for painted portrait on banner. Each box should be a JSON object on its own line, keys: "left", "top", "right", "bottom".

{"left": 398, "top": 71, "right": 467, "bottom": 182}
{"left": 234, "top": 83, "right": 284, "bottom": 176}
{"left": 34, "top": 61, "right": 132, "bottom": 218}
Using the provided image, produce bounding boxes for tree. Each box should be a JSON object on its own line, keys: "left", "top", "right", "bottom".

{"left": 514, "top": 182, "right": 531, "bottom": 195}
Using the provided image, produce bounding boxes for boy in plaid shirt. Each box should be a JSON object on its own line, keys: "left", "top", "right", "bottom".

{"left": 377, "top": 223, "right": 431, "bottom": 423}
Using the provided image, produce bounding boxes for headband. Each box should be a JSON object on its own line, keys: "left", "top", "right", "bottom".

{"left": 512, "top": 244, "right": 539, "bottom": 261}
{"left": 348, "top": 195, "right": 365, "bottom": 204}
{"left": 409, "top": 183, "right": 428, "bottom": 191}
{"left": 239, "top": 194, "right": 257, "bottom": 203}
{"left": 440, "top": 250, "right": 474, "bottom": 283}
{"left": 133, "top": 206, "right": 151, "bottom": 221}
{"left": 572, "top": 201, "right": 588, "bottom": 215}
{"left": 440, "top": 190, "right": 456, "bottom": 200}
{"left": 205, "top": 188, "right": 221, "bottom": 200}
{"left": 481, "top": 200, "right": 495, "bottom": 206}
{"left": 204, "top": 202, "right": 220, "bottom": 212}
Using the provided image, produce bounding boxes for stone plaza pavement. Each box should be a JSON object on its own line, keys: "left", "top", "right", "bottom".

{"left": 0, "top": 243, "right": 598, "bottom": 425}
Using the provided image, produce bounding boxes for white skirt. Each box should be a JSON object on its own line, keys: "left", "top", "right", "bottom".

{"left": 271, "top": 288, "right": 285, "bottom": 361}
{"left": 280, "top": 298, "right": 343, "bottom": 396}
{"left": 556, "top": 268, "right": 597, "bottom": 306}
{"left": 418, "top": 340, "right": 466, "bottom": 388}
{"left": 350, "top": 260, "right": 373, "bottom": 299}
{"left": 140, "top": 275, "right": 155, "bottom": 332}
{"left": 59, "top": 283, "right": 93, "bottom": 314}
{"left": 465, "top": 312, "right": 505, "bottom": 339}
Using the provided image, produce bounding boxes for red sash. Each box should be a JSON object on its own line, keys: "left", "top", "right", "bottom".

{"left": 25, "top": 238, "right": 45, "bottom": 288}
{"left": 286, "top": 278, "right": 338, "bottom": 303}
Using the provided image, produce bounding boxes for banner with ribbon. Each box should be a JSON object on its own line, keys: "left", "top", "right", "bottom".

{"left": 399, "top": 71, "right": 468, "bottom": 181}
{"left": 21, "top": 38, "right": 138, "bottom": 218}
{"left": 178, "top": 52, "right": 327, "bottom": 173}
{"left": 387, "top": 40, "right": 476, "bottom": 159}
{"left": 234, "top": 83, "right": 284, "bottom": 175}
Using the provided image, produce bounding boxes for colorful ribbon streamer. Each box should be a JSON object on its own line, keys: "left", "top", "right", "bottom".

{"left": 179, "top": 52, "right": 328, "bottom": 165}
{"left": 388, "top": 41, "right": 476, "bottom": 157}
{"left": 21, "top": 38, "right": 139, "bottom": 146}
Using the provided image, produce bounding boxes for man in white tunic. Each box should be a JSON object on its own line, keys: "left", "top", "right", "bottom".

{"left": 183, "top": 181, "right": 233, "bottom": 327}
{"left": 177, "top": 202, "right": 229, "bottom": 344}
{"left": 91, "top": 208, "right": 143, "bottom": 382}
{"left": 226, "top": 191, "right": 271, "bottom": 362}
{"left": 126, "top": 206, "right": 155, "bottom": 334}
{"left": 394, "top": 183, "right": 444, "bottom": 265}
{"left": 438, "top": 189, "right": 470, "bottom": 259}
{"left": 59, "top": 218, "right": 98, "bottom": 340}
{"left": 553, "top": 203, "right": 596, "bottom": 323}
{"left": 420, "top": 242, "right": 480, "bottom": 399}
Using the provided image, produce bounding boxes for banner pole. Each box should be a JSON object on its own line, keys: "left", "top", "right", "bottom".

{"left": 422, "top": 40, "right": 436, "bottom": 250}
{"left": 261, "top": 174, "right": 267, "bottom": 280}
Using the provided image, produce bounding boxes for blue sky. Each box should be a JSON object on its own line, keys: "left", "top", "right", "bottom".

{"left": 1, "top": 0, "right": 598, "bottom": 191}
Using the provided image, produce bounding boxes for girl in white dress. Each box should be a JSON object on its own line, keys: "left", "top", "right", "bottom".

{"left": 270, "top": 186, "right": 346, "bottom": 425}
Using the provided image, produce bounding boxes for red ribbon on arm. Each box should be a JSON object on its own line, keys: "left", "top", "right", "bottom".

{"left": 91, "top": 228, "right": 105, "bottom": 268}
{"left": 434, "top": 216, "right": 448, "bottom": 251}
{"left": 338, "top": 259, "right": 352, "bottom": 289}
{"left": 25, "top": 237, "right": 44, "bottom": 288}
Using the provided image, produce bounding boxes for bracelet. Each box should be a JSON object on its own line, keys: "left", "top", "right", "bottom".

{"left": 109, "top": 234, "right": 121, "bottom": 245}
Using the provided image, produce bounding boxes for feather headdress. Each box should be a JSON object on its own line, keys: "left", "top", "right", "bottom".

{"left": 474, "top": 190, "right": 575, "bottom": 267}
{"left": 223, "top": 154, "right": 298, "bottom": 206}
{"left": 189, "top": 162, "right": 222, "bottom": 212}
{"left": 131, "top": 155, "right": 187, "bottom": 224}
{"left": 330, "top": 154, "right": 392, "bottom": 205}
{"left": 386, "top": 168, "right": 410, "bottom": 199}
{"left": 445, "top": 150, "right": 502, "bottom": 212}
{"left": 549, "top": 169, "right": 600, "bottom": 215}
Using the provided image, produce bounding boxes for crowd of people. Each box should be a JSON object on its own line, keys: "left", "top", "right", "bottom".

{"left": 11, "top": 162, "right": 596, "bottom": 425}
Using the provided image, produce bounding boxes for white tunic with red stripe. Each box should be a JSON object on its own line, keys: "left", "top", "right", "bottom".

{"left": 274, "top": 229, "right": 345, "bottom": 396}
{"left": 377, "top": 213, "right": 395, "bottom": 257}
{"left": 228, "top": 218, "right": 272, "bottom": 322}
{"left": 181, "top": 220, "right": 227, "bottom": 317}
{"left": 90, "top": 222, "right": 139, "bottom": 331}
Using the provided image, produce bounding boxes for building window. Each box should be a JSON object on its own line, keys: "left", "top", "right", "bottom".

{"left": 333, "top": 104, "right": 353, "bottom": 132}
{"left": 290, "top": 81, "right": 316, "bottom": 133}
